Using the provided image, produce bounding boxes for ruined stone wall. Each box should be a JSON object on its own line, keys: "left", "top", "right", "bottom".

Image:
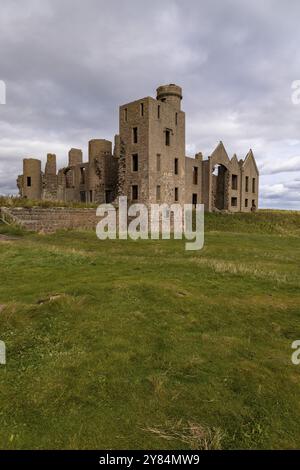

{"left": 227, "top": 156, "right": 241, "bottom": 212}
{"left": 45, "top": 153, "right": 56, "bottom": 175}
{"left": 68, "top": 148, "right": 83, "bottom": 167}
{"left": 0, "top": 207, "right": 100, "bottom": 233}
{"left": 88, "top": 139, "right": 112, "bottom": 203}
{"left": 17, "top": 175, "right": 24, "bottom": 197}
{"left": 185, "top": 153, "right": 202, "bottom": 205}
{"left": 240, "top": 153, "right": 259, "bottom": 212}
{"left": 105, "top": 154, "right": 118, "bottom": 202}
{"left": 201, "top": 159, "right": 211, "bottom": 211}
{"left": 117, "top": 139, "right": 127, "bottom": 198}
{"left": 42, "top": 154, "right": 58, "bottom": 200}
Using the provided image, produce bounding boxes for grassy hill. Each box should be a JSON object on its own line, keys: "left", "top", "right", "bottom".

{"left": 0, "top": 211, "right": 299, "bottom": 449}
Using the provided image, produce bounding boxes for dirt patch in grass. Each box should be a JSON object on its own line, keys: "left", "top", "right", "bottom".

{"left": 145, "top": 421, "right": 225, "bottom": 450}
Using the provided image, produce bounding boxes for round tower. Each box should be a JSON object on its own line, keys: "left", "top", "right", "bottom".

{"left": 88, "top": 139, "right": 112, "bottom": 162}
{"left": 23, "top": 158, "right": 42, "bottom": 200}
{"left": 156, "top": 84, "right": 182, "bottom": 110}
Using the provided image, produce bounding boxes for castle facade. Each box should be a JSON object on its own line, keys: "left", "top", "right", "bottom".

{"left": 17, "top": 84, "right": 259, "bottom": 212}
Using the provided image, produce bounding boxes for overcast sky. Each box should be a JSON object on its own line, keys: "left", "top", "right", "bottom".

{"left": 0, "top": 0, "right": 300, "bottom": 209}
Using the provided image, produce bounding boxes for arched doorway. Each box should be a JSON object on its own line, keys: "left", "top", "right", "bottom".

{"left": 212, "top": 164, "right": 228, "bottom": 210}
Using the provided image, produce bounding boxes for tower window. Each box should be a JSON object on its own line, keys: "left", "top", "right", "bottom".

{"left": 174, "top": 158, "right": 179, "bottom": 175}
{"left": 124, "top": 108, "right": 127, "bottom": 122}
{"left": 156, "top": 154, "right": 161, "bottom": 172}
{"left": 132, "top": 185, "right": 138, "bottom": 200}
{"left": 175, "top": 112, "right": 178, "bottom": 125}
{"left": 232, "top": 174, "right": 238, "bottom": 190}
{"left": 245, "top": 176, "right": 249, "bottom": 192}
{"left": 175, "top": 187, "right": 179, "bottom": 202}
{"left": 252, "top": 178, "right": 256, "bottom": 193}
{"left": 165, "top": 130, "right": 170, "bottom": 146}
{"left": 27, "top": 176, "right": 31, "bottom": 187}
{"left": 132, "top": 154, "right": 138, "bottom": 172}
{"left": 140, "top": 103, "right": 144, "bottom": 117}
{"left": 193, "top": 167, "right": 198, "bottom": 185}
{"left": 156, "top": 185, "right": 161, "bottom": 201}
{"left": 158, "top": 105, "right": 160, "bottom": 119}
{"left": 133, "top": 127, "right": 138, "bottom": 144}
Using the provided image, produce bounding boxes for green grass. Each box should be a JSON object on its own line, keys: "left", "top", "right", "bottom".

{"left": 0, "top": 211, "right": 300, "bottom": 449}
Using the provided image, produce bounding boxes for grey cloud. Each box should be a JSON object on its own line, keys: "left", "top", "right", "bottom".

{"left": 0, "top": 0, "right": 300, "bottom": 209}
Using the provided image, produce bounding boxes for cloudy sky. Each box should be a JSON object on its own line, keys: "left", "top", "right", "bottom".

{"left": 0, "top": 0, "right": 300, "bottom": 209}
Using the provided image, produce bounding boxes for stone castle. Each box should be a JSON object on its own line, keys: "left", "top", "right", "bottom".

{"left": 17, "top": 84, "right": 259, "bottom": 212}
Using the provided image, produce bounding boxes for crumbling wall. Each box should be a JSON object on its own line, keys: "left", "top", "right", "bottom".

{"left": 117, "top": 139, "right": 126, "bottom": 198}
{"left": 0, "top": 207, "right": 100, "bottom": 233}
{"left": 69, "top": 148, "right": 83, "bottom": 167}
{"left": 42, "top": 154, "right": 58, "bottom": 200}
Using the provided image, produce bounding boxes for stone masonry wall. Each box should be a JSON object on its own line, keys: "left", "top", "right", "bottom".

{"left": 0, "top": 207, "right": 100, "bottom": 233}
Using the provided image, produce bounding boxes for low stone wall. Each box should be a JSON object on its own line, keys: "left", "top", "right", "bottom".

{"left": 0, "top": 207, "right": 99, "bottom": 233}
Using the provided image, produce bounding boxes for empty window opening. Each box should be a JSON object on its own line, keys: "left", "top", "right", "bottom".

{"left": 231, "top": 197, "right": 237, "bottom": 207}
{"left": 193, "top": 167, "right": 198, "bottom": 185}
{"left": 212, "top": 164, "right": 228, "bottom": 211}
{"left": 65, "top": 169, "right": 73, "bottom": 189}
{"left": 105, "top": 190, "right": 113, "bottom": 203}
{"left": 157, "top": 105, "right": 160, "bottom": 119}
{"left": 232, "top": 174, "right": 238, "bottom": 190}
{"left": 133, "top": 127, "right": 138, "bottom": 144}
{"left": 192, "top": 193, "right": 197, "bottom": 206}
{"left": 175, "top": 187, "right": 179, "bottom": 202}
{"left": 156, "top": 154, "right": 161, "bottom": 172}
{"left": 132, "top": 185, "right": 138, "bottom": 200}
{"left": 80, "top": 191, "right": 86, "bottom": 203}
{"left": 245, "top": 198, "right": 248, "bottom": 208}
{"left": 175, "top": 112, "right": 178, "bottom": 125}
{"left": 174, "top": 158, "right": 179, "bottom": 175}
{"left": 80, "top": 167, "right": 86, "bottom": 184}
{"left": 140, "top": 103, "right": 144, "bottom": 117}
{"left": 124, "top": 108, "right": 128, "bottom": 122}
{"left": 252, "top": 178, "right": 256, "bottom": 193}
{"left": 156, "top": 185, "right": 161, "bottom": 201}
{"left": 245, "top": 176, "right": 249, "bottom": 192}
{"left": 132, "top": 154, "right": 138, "bottom": 172}
{"left": 26, "top": 176, "right": 31, "bottom": 187}
{"left": 165, "top": 130, "right": 171, "bottom": 146}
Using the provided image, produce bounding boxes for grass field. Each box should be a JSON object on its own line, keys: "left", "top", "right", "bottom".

{"left": 0, "top": 211, "right": 300, "bottom": 449}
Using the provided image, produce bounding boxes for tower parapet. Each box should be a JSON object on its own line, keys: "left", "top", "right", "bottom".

{"left": 156, "top": 84, "right": 182, "bottom": 110}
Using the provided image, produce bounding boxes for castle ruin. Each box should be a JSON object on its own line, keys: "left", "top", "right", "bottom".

{"left": 17, "top": 84, "right": 259, "bottom": 212}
